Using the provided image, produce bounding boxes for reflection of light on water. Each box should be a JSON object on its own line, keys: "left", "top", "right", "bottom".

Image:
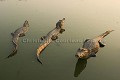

{"left": 0, "top": 0, "right": 6, "bottom": 1}
{"left": 18, "top": 0, "right": 27, "bottom": 1}
{"left": 0, "top": 0, "right": 28, "bottom": 1}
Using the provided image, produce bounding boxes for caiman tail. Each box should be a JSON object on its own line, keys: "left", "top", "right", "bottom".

{"left": 37, "top": 53, "right": 42, "bottom": 64}
{"left": 97, "top": 30, "right": 114, "bottom": 40}
{"left": 7, "top": 40, "right": 18, "bottom": 58}
{"left": 36, "top": 41, "right": 51, "bottom": 64}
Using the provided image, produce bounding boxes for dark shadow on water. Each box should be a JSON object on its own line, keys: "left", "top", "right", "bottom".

{"left": 74, "top": 58, "right": 87, "bottom": 77}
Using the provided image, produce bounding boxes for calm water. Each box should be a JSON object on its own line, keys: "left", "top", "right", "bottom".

{"left": 0, "top": 0, "right": 120, "bottom": 80}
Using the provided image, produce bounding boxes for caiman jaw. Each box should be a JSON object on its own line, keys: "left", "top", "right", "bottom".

{"left": 75, "top": 51, "right": 87, "bottom": 59}
{"left": 75, "top": 53, "right": 83, "bottom": 59}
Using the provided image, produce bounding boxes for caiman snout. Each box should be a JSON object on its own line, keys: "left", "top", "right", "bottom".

{"left": 75, "top": 53, "right": 80, "bottom": 58}
{"left": 75, "top": 52, "right": 85, "bottom": 59}
{"left": 75, "top": 48, "right": 89, "bottom": 59}
{"left": 23, "top": 20, "right": 29, "bottom": 27}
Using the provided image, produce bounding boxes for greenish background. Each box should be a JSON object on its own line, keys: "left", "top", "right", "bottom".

{"left": 0, "top": 0, "right": 120, "bottom": 80}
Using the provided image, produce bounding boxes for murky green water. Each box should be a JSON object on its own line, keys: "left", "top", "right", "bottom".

{"left": 0, "top": 0, "right": 120, "bottom": 80}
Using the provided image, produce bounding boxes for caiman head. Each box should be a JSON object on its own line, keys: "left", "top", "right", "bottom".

{"left": 23, "top": 20, "right": 29, "bottom": 27}
{"left": 75, "top": 48, "right": 90, "bottom": 59}
{"left": 56, "top": 18, "right": 65, "bottom": 29}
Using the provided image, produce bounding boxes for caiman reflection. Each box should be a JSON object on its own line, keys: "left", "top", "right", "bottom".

{"left": 74, "top": 59, "right": 87, "bottom": 77}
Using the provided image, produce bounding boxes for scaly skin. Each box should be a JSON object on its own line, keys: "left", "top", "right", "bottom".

{"left": 36, "top": 18, "right": 65, "bottom": 64}
{"left": 75, "top": 30, "right": 114, "bottom": 59}
{"left": 7, "top": 20, "right": 29, "bottom": 58}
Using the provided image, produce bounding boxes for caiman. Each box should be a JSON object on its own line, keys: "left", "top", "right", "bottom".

{"left": 7, "top": 20, "right": 29, "bottom": 58}
{"left": 75, "top": 30, "right": 114, "bottom": 59}
{"left": 36, "top": 18, "right": 65, "bottom": 64}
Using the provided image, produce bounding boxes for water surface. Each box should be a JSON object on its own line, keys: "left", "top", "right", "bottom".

{"left": 0, "top": 0, "right": 120, "bottom": 80}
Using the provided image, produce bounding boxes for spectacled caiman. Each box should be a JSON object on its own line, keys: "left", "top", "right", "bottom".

{"left": 7, "top": 20, "right": 29, "bottom": 58}
{"left": 75, "top": 30, "right": 114, "bottom": 59}
{"left": 36, "top": 18, "right": 65, "bottom": 64}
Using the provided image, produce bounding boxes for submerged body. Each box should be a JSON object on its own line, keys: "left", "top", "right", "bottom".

{"left": 7, "top": 20, "right": 29, "bottom": 58}
{"left": 37, "top": 18, "right": 65, "bottom": 64}
{"left": 75, "top": 30, "right": 114, "bottom": 59}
